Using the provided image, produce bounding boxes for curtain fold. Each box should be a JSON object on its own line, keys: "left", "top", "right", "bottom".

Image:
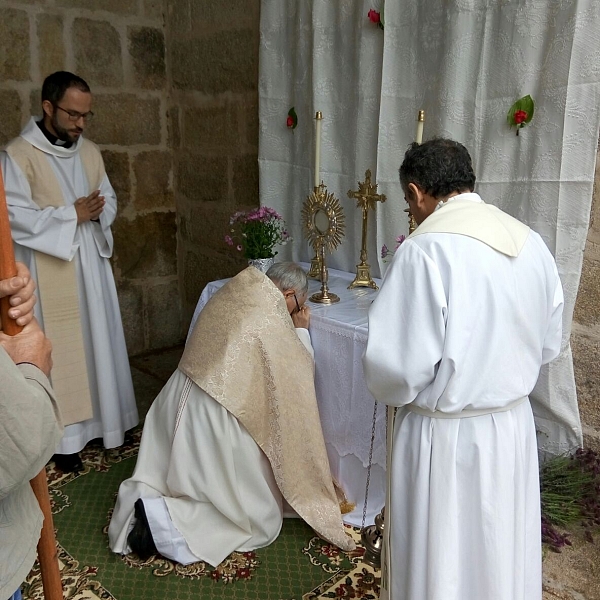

{"left": 259, "top": 0, "right": 600, "bottom": 454}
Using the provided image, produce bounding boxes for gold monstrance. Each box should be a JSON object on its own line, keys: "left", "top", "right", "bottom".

{"left": 347, "top": 169, "right": 386, "bottom": 290}
{"left": 302, "top": 183, "right": 345, "bottom": 304}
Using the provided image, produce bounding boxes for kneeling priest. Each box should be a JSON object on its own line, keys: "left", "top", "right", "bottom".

{"left": 108, "top": 262, "right": 354, "bottom": 566}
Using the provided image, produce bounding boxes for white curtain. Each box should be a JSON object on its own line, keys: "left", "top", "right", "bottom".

{"left": 259, "top": 0, "right": 600, "bottom": 454}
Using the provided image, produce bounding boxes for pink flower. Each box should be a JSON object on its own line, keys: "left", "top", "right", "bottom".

{"left": 381, "top": 244, "right": 389, "bottom": 259}
{"left": 368, "top": 9, "right": 380, "bottom": 24}
{"left": 394, "top": 234, "right": 406, "bottom": 250}
{"left": 224, "top": 235, "right": 233, "bottom": 246}
{"left": 514, "top": 109, "right": 528, "bottom": 125}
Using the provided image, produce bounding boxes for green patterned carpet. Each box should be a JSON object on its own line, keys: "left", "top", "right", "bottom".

{"left": 22, "top": 431, "right": 381, "bottom": 600}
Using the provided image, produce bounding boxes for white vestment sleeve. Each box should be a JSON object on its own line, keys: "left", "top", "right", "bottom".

{"left": 1, "top": 152, "right": 79, "bottom": 261}
{"left": 541, "top": 266, "right": 564, "bottom": 365}
{"left": 91, "top": 173, "right": 116, "bottom": 258}
{"left": 295, "top": 327, "right": 314, "bottom": 359}
{"left": 363, "top": 240, "right": 447, "bottom": 407}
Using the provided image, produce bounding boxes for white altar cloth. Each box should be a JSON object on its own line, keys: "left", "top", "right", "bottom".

{"left": 188, "top": 265, "right": 386, "bottom": 526}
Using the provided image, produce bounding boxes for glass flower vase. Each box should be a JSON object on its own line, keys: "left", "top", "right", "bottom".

{"left": 248, "top": 257, "right": 275, "bottom": 273}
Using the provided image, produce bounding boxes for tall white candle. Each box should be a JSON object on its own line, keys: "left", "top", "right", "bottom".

{"left": 315, "top": 111, "right": 322, "bottom": 189}
{"left": 415, "top": 109, "right": 425, "bottom": 144}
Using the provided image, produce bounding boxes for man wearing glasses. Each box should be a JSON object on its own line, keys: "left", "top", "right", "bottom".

{"left": 0, "top": 71, "right": 138, "bottom": 474}
{"left": 108, "top": 262, "right": 354, "bottom": 566}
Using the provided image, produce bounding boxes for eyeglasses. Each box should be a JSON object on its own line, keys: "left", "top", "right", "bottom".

{"left": 55, "top": 105, "right": 94, "bottom": 122}
{"left": 293, "top": 293, "right": 301, "bottom": 314}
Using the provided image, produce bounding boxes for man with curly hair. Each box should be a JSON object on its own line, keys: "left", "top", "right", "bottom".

{"left": 364, "top": 138, "right": 564, "bottom": 600}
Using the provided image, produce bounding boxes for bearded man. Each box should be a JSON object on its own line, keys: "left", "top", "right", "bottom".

{"left": 0, "top": 71, "right": 137, "bottom": 473}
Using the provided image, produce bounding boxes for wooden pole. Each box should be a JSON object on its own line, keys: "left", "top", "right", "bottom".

{"left": 0, "top": 165, "right": 64, "bottom": 599}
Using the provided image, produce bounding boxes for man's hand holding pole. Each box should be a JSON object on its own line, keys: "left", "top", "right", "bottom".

{"left": 0, "top": 164, "right": 63, "bottom": 600}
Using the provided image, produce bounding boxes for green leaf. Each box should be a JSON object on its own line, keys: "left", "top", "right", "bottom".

{"left": 507, "top": 94, "right": 535, "bottom": 127}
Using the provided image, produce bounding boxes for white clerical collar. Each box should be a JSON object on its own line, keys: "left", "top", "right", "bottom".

{"left": 20, "top": 117, "right": 83, "bottom": 158}
{"left": 435, "top": 192, "right": 483, "bottom": 211}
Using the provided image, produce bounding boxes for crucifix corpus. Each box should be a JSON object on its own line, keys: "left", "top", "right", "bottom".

{"left": 347, "top": 169, "right": 386, "bottom": 290}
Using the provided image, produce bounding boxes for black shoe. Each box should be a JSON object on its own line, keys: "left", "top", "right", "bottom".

{"left": 127, "top": 499, "right": 158, "bottom": 560}
{"left": 52, "top": 452, "right": 84, "bottom": 473}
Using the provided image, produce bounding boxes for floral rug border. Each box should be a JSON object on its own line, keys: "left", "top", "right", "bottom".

{"left": 33, "top": 427, "right": 381, "bottom": 599}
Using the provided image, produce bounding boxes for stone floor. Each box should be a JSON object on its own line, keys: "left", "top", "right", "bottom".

{"left": 127, "top": 345, "right": 599, "bottom": 600}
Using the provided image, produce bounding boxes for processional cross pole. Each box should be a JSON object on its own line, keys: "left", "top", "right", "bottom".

{"left": 0, "top": 167, "right": 64, "bottom": 600}
{"left": 347, "top": 169, "right": 386, "bottom": 290}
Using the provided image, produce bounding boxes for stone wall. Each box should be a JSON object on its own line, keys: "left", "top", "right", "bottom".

{"left": 0, "top": 0, "right": 181, "bottom": 355}
{"left": 573, "top": 154, "right": 600, "bottom": 452}
{"left": 164, "top": 0, "right": 260, "bottom": 327}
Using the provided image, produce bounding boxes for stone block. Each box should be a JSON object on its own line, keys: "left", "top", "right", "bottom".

{"left": 182, "top": 104, "right": 238, "bottom": 153}
{"left": 73, "top": 19, "right": 123, "bottom": 88}
{"left": 147, "top": 279, "right": 183, "bottom": 349}
{"left": 181, "top": 248, "right": 241, "bottom": 307}
{"left": 128, "top": 27, "right": 166, "bottom": 90}
{"left": 133, "top": 150, "right": 174, "bottom": 211}
{"left": 115, "top": 280, "right": 145, "bottom": 356}
{"left": 102, "top": 150, "right": 131, "bottom": 214}
{"left": 56, "top": 0, "right": 138, "bottom": 14}
{"left": 588, "top": 181, "right": 600, "bottom": 246}
{"left": 166, "top": 0, "right": 191, "bottom": 35}
{"left": 37, "top": 13, "right": 66, "bottom": 77}
{"left": 167, "top": 105, "right": 180, "bottom": 148}
{"left": 571, "top": 331, "right": 600, "bottom": 430}
{"left": 573, "top": 256, "right": 600, "bottom": 327}
{"left": 232, "top": 154, "right": 259, "bottom": 208}
{"left": 176, "top": 154, "right": 228, "bottom": 203}
{"left": 244, "top": 95, "right": 259, "bottom": 149}
{"left": 29, "top": 89, "right": 41, "bottom": 118}
{"left": 113, "top": 212, "right": 177, "bottom": 279}
{"left": 130, "top": 345, "right": 183, "bottom": 383}
{"left": 179, "top": 204, "right": 232, "bottom": 252}
{"left": 143, "top": 0, "right": 165, "bottom": 21}
{"left": 171, "top": 30, "right": 258, "bottom": 94}
{"left": 583, "top": 427, "right": 600, "bottom": 454}
{"left": 86, "top": 94, "right": 161, "bottom": 146}
{"left": 190, "top": 0, "right": 259, "bottom": 29}
{"left": 0, "top": 9, "right": 30, "bottom": 82}
{"left": 182, "top": 250, "right": 202, "bottom": 306}
{"left": 0, "top": 90, "right": 22, "bottom": 147}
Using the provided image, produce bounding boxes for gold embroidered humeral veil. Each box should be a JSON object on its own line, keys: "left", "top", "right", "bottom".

{"left": 180, "top": 267, "right": 355, "bottom": 552}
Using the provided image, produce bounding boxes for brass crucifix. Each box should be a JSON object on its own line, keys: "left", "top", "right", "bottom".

{"left": 347, "top": 169, "right": 386, "bottom": 289}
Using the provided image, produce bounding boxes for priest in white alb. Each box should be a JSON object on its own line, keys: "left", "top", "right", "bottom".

{"left": 363, "top": 139, "right": 564, "bottom": 600}
{"left": 0, "top": 71, "right": 138, "bottom": 473}
{"left": 108, "top": 262, "right": 354, "bottom": 566}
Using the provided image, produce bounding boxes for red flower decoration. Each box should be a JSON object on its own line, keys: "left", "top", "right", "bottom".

{"left": 368, "top": 9, "right": 380, "bottom": 23}
{"left": 514, "top": 110, "right": 528, "bottom": 125}
{"left": 287, "top": 106, "right": 298, "bottom": 130}
{"left": 507, "top": 95, "right": 534, "bottom": 136}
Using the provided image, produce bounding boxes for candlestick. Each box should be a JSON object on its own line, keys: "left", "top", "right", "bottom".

{"left": 415, "top": 109, "right": 425, "bottom": 144}
{"left": 314, "top": 111, "right": 322, "bottom": 188}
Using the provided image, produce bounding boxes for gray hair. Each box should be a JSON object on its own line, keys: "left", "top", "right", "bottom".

{"left": 266, "top": 262, "right": 309, "bottom": 296}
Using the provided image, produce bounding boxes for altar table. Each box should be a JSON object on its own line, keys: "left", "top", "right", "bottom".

{"left": 188, "top": 264, "right": 387, "bottom": 526}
